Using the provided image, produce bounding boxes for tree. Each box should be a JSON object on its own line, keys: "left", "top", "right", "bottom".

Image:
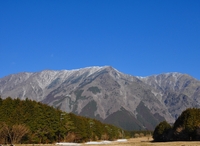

{"left": 173, "top": 108, "right": 200, "bottom": 140}
{"left": 153, "top": 121, "right": 172, "bottom": 141}
{"left": 10, "top": 124, "right": 29, "bottom": 144}
{"left": 0, "top": 123, "right": 29, "bottom": 144}
{"left": 0, "top": 97, "right": 123, "bottom": 143}
{"left": 0, "top": 122, "right": 8, "bottom": 144}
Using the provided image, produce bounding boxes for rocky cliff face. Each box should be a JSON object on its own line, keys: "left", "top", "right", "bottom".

{"left": 1, "top": 66, "right": 200, "bottom": 131}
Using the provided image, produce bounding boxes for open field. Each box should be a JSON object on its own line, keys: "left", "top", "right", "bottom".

{"left": 82, "top": 137, "right": 200, "bottom": 146}
{"left": 13, "top": 137, "right": 200, "bottom": 146}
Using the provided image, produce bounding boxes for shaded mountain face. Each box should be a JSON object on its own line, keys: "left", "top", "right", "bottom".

{"left": 0, "top": 66, "right": 200, "bottom": 131}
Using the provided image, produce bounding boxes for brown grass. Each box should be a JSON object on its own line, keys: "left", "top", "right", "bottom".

{"left": 13, "top": 137, "right": 200, "bottom": 146}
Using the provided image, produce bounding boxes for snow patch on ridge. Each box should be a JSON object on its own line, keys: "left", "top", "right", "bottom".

{"left": 136, "top": 76, "right": 146, "bottom": 79}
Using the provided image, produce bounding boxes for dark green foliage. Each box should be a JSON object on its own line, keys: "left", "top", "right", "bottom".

{"left": 0, "top": 97, "right": 123, "bottom": 144}
{"left": 173, "top": 108, "right": 200, "bottom": 140}
{"left": 153, "top": 121, "right": 172, "bottom": 141}
{"left": 153, "top": 108, "right": 200, "bottom": 142}
{"left": 68, "top": 114, "right": 122, "bottom": 142}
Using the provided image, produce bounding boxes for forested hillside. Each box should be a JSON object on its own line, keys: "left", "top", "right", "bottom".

{"left": 0, "top": 97, "right": 123, "bottom": 144}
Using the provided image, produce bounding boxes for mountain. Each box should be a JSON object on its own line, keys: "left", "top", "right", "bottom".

{"left": 1, "top": 66, "right": 200, "bottom": 131}
{"left": 138, "top": 73, "right": 200, "bottom": 119}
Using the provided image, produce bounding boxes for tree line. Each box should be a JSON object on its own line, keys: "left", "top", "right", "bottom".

{"left": 0, "top": 97, "right": 124, "bottom": 144}
{"left": 153, "top": 108, "right": 200, "bottom": 141}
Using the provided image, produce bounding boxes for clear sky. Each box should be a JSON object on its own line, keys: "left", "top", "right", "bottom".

{"left": 1, "top": 0, "right": 200, "bottom": 79}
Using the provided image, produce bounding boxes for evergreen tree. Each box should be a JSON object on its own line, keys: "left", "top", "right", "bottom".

{"left": 153, "top": 121, "right": 172, "bottom": 141}
{"left": 0, "top": 97, "right": 123, "bottom": 144}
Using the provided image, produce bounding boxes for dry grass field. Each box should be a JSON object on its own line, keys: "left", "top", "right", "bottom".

{"left": 102, "top": 137, "right": 200, "bottom": 146}
{"left": 14, "top": 137, "right": 200, "bottom": 146}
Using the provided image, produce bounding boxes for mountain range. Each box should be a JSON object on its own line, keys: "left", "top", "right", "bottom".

{"left": 1, "top": 66, "right": 200, "bottom": 131}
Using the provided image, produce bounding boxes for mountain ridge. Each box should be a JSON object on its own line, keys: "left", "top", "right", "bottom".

{"left": 1, "top": 66, "right": 200, "bottom": 130}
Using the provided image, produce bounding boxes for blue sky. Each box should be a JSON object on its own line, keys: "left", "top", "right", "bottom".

{"left": 1, "top": 0, "right": 200, "bottom": 79}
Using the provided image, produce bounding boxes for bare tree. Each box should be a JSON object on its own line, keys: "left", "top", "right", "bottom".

{"left": 0, "top": 123, "right": 8, "bottom": 144}
{"left": 11, "top": 124, "right": 29, "bottom": 144}
{"left": 0, "top": 123, "right": 29, "bottom": 144}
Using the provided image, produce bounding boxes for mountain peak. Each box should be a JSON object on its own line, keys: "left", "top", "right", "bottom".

{"left": 1, "top": 66, "right": 200, "bottom": 131}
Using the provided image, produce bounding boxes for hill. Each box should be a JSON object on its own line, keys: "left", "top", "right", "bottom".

{"left": 0, "top": 97, "right": 123, "bottom": 144}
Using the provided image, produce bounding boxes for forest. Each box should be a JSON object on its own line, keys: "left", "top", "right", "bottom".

{"left": 0, "top": 97, "right": 125, "bottom": 144}
{"left": 153, "top": 108, "right": 200, "bottom": 141}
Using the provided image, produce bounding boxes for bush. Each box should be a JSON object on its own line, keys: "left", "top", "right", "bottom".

{"left": 153, "top": 121, "right": 172, "bottom": 141}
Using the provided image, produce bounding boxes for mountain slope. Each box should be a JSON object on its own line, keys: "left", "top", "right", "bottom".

{"left": 1, "top": 66, "right": 200, "bottom": 131}
{"left": 139, "top": 73, "right": 200, "bottom": 119}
